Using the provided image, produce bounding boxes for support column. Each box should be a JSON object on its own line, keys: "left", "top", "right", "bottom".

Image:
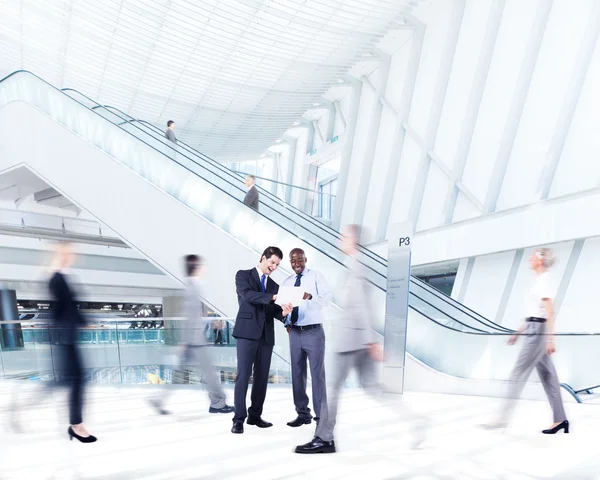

{"left": 442, "top": 0, "right": 506, "bottom": 224}
{"left": 332, "top": 79, "right": 362, "bottom": 230}
{"left": 0, "top": 289, "right": 23, "bottom": 349}
{"left": 326, "top": 101, "right": 336, "bottom": 141}
{"left": 376, "top": 25, "right": 425, "bottom": 241}
{"left": 285, "top": 138, "right": 297, "bottom": 204}
{"left": 538, "top": 3, "right": 600, "bottom": 201}
{"left": 162, "top": 295, "right": 184, "bottom": 346}
{"left": 409, "top": 0, "right": 466, "bottom": 229}
{"left": 483, "top": 0, "right": 553, "bottom": 213}
{"left": 354, "top": 54, "right": 391, "bottom": 227}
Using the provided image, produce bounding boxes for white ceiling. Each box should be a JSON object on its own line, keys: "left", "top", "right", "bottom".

{"left": 0, "top": 0, "right": 419, "bottom": 161}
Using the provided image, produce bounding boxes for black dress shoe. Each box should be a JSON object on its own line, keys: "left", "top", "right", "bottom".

{"left": 231, "top": 422, "right": 244, "bottom": 434}
{"left": 295, "top": 436, "right": 335, "bottom": 454}
{"left": 247, "top": 417, "right": 273, "bottom": 428}
{"left": 209, "top": 405, "right": 235, "bottom": 414}
{"left": 287, "top": 416, "right": 312, "bottom": 427}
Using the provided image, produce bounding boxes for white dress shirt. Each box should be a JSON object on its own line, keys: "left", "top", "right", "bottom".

{"left": 282, "top": 268, "right": 332, "bottom": 326}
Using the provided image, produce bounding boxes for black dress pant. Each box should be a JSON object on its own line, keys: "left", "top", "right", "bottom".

{"left": 56, "top": 343, "right": 84, "bottom": 425}
{"left": 233, "top": 335, "right": 273, "bottom": 423}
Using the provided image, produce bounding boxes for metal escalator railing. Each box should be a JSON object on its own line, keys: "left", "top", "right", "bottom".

{"left": 2, "top": 70, "right": 505, "bottom": 335}
{"left": 57, "top": 82, "right": 510, "bottom": 334}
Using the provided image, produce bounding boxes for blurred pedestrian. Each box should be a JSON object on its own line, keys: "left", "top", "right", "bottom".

{"left": 484, "top": 248, "right": 568, "bottom": 434}
{"left": 49, "top": 242, "right": 97, "bottom": 443}
{"left": 295, "top": 225, "right": 425, "bottom": 454}
{"left": 149, "top": 255, "right": 234, "bottom": 415}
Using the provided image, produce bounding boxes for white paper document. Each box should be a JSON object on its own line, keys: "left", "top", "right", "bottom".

{"left": 274, "top": 286, "right": 305, "bottom": 307}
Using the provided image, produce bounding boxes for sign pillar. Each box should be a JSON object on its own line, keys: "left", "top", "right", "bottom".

{"left": 383, "top": 222, "right": 413, "bottom": 394}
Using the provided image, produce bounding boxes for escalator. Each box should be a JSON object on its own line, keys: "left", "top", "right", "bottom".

{"left": 1, "top": 70, "right": 597, "bottom": 401}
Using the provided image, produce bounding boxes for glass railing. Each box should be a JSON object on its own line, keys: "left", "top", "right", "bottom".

{"left": 407, "top": 307, "right": 600, "bottom": 401}
{"left": 4, "top": 310, "right": 599, "bottom": 402}
{"left": 1, "top": 70, "right": 507, "bottom": 337}
{"left": 0, "top": 318, "right": 291, "bottom": 386}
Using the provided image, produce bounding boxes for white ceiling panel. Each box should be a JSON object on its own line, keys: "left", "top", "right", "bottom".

{"left": 0, "top": 0, "right": 419, "bottom": 161}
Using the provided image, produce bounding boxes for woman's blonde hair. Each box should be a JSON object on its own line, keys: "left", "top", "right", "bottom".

{"left": 535, "top": 247, "right": 556, "bottom": 268}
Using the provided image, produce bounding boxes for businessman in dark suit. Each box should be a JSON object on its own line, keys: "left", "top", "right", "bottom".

{"left": 243, "top": 175, "right": 260, "bottom": 211}
{"left": 231, "top": 246, "right": 293, "bottom": 434}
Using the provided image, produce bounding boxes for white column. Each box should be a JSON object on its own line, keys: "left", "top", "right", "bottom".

{"left": 332, "top": 79, "right": 362, "bottom": 230}
{"left": 375, "top": 26, "right": 425, "bottom": 241}
{"left": 483, "top": 0, "right": 553, "bottom": 213}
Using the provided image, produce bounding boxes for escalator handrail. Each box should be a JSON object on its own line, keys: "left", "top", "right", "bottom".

{"left": 57, "top": 87, "right": 389, "bottom": 279}
{"left": 61, "top": 92, "right": 388, "bottom": 268}
{"left": 59, "top": 88, "right": 510, "bottom": 332}
{"left": 2, "top": 70, "right": 509, "bottom": 335}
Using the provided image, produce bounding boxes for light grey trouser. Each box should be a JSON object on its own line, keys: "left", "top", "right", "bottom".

{"left": 500, "top": 321, "right": 566, "bottom": 424}
{"left": 315, "top": 349, "right": 377, "bottom": 442}
{"left": 159, "top": 346, "right": 226, "bottom": 409}
{"left": 290, "top": 325, "right": 326, "bottom": 420}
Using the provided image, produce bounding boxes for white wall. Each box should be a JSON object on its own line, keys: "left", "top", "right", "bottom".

{"left": 319, "top": 0, "right": 600, "bottom": 331}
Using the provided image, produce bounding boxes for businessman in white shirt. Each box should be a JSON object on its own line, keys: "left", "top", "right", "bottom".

{"left": 282, "top": 248, "right": 332, "bottom": 427}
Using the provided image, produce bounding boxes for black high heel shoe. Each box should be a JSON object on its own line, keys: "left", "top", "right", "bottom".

{"left": 68, "top": 426, "right": 98, "bottom": 443}
{"left": 542, "top": 420, "right": 569, "bottom": 434}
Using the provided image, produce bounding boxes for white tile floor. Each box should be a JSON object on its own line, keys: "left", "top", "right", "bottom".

{"left": 0, "top": 382, "right": 599, "bottom": 479}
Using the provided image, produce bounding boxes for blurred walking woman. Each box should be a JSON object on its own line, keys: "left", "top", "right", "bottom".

{"left": 491, "top": 248, "right": 568, "bottom": 434}
{"left": 49, "top": 242, "right": 97, "bottom": 443}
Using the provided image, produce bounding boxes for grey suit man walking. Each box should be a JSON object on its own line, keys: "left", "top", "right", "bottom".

{"left": 243, "top": 175, "right": 259, "bottom": 211}
{"left": 282, "top": 248, "right": 332, "bottom": 427}
{"left": 150, "top": 255, "right": 233, "bottom": 415}
{"left": 295, "top": 225, "right": 426, "bottom": 454}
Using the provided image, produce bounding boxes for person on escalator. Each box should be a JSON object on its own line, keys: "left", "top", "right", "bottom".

{"left": 149, "top": 255, "right": 234, "bottom": 416}
{"left": 164, "top": 120, "right": 177, "bottom": 144}
{"left": 243, "top": 175, "right": 259, "bottom": 211}
{"left": 484, "top": 248, "right": 569, "bottom": 434}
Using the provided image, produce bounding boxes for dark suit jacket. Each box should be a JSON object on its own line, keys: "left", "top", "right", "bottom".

{"left": 233, "top": 268, "right": 283, "bottom": 345}
{"left": 243, "top": 186, "right": 259, "bottom": 211}
{"left": 49, "top": 271, "right": 85, "bottom": 344}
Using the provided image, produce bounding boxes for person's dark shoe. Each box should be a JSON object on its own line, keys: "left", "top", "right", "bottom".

{"left": 148, "top": 398, "right": 171, "bottom": 415}
{"left": 68, "top": 427, "right": 97, "bottom": 443}
{"left": 295, "top": 436, "right": 335, "bottom": 454}
{"left": 287, "top": 416, "right": 312, "bottom": 427}
{"left": 542, "top": 420, "right": 569, "bottom": 434}
{"left": 209, "top": 405, "right": 235, "bottom": 414}
{"left": 231, "top": 422, "right": 244, "bottom": 434}
{"left": 247, "top": 417, "right": 273, "bottom": 428}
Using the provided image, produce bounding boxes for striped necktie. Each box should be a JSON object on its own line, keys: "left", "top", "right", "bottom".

{"left": 290, "top": 274, "right": 302, "bottom": 325}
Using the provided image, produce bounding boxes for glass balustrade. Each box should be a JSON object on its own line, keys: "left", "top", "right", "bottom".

{"left": 0, "top": 318, "right": 291, "bottom": 386}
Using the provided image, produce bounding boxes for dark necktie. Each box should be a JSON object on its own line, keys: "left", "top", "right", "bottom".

{"left": 289, "top": 274, "right": 302, "bottom": 325}
{"left": 261, "top": 274, "right": 266, "bottom": 293}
